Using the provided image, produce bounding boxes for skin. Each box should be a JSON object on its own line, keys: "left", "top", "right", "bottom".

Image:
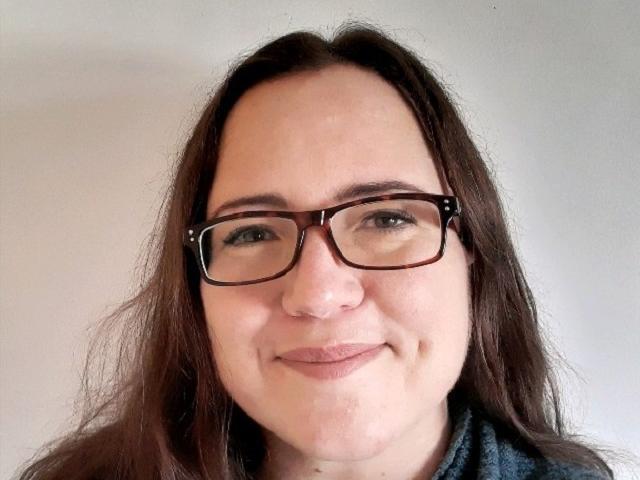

{"left": 201, "top": 64, "right": 473, "bottom": 480}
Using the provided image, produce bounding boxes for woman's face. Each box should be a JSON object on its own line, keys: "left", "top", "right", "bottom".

{"left": 201, "top": 65, "right": 472, "bottom": 461}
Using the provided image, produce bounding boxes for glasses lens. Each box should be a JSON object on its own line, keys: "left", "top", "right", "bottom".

{"left": 331, "top": 199, "right": 442, "bottom": 267}
{"left": 200, "top": 217, "right": 298, "bottom": 283}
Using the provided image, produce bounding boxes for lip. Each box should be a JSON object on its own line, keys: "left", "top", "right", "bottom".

{"left": 279, "top": 343, "right": 384, "bottom": 362}
{"left": 277, "top": 343, "right": 386, "bottom": 380}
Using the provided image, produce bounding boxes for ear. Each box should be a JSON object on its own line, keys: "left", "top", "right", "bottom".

{"left": 459, "top": 231, "right": 474, "bottom": 266}
{"left": 465, "top": 246, "right": 475, "bottom": 266}
{"left": 452, "top": 216, "right": 474, "bottom": 266}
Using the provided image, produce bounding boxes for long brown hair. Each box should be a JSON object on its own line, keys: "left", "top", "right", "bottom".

{"left": 19, "top": 24, "right": 613, "bottom": 480}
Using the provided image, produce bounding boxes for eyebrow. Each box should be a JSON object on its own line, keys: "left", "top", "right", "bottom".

{"left": 209, "top": 180, "right": 426, "bottom": 218}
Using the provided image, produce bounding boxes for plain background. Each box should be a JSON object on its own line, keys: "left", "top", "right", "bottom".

{"left": 1, "top": 1, "right": 639, "bottom": 478}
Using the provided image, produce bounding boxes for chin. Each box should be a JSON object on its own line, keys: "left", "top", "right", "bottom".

{"left": 285, "top": 416, "right": 396, "bottom": 461}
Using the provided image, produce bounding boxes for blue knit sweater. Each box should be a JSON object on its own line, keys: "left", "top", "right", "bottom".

{"left": 432, "top": 397, "right": 608, "bottom": 479}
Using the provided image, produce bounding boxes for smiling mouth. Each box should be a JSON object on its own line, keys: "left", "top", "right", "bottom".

{"left": 278, "top": 343, "right": 385, "bottom": 362}
{"left": 277, "top": 343, "right": 386, "bottom": 380}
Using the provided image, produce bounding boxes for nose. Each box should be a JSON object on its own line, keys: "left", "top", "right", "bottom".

{"left": 281, "top": 227, "right": 365, "bottom": 319}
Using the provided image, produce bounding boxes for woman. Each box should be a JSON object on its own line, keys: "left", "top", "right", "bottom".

{"left": 19, "top": 25, "right": 613, "bottom": 479}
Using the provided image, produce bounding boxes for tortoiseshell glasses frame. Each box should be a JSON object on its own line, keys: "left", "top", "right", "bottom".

{"left": 184, "top": 193, "right": 462, "bottom": 286}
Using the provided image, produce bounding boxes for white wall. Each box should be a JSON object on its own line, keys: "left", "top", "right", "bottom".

{"left": 1, "top": 1, "right": 638, "bottom": 478}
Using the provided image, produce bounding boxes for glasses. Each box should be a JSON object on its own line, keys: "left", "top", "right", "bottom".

{"left": 184, "top": 193, "right": 461, "bottom": 286}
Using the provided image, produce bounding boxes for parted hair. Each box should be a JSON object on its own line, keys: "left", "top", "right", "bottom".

{"left": 19, "top": 24, "right": 613, "bottom": 480}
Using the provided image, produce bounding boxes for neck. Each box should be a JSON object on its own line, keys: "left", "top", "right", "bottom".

{"left": 257, "top": 402, "right": 452, "bottom": 480}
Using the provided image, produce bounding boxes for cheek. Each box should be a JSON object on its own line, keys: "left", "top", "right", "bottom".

{"left": 200, "top": 284, "right": 271, "bottom": 402}
{"left": 373, "top": 261, "right": 470, "bottom": 329}
{"left": 368, "top": 250, "right": 471, "bottom": 388}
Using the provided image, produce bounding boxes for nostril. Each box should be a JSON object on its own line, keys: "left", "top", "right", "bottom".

{"left": 281, "top": 274, "right": 365, "bottom": 320}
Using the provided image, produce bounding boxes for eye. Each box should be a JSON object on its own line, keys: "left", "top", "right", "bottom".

{"left": 223, "top": 226, "right": 277, "bottom": 246}
{"left": 362, "top": 210, "right": 417, "bottom": 229}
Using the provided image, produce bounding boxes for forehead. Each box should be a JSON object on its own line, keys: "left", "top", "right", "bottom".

{"left": 208, "top": 64, "right": 442, "bottom": 216}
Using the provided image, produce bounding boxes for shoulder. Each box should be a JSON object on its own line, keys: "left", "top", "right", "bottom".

{"left": 475, "top": 410, "right": 608, "bottom": 480}
{"left": 527, "top": 460, "right": 609, "bottom": 480}
{"left": 433, "top": 398, "right": 610, "bottom": 480}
